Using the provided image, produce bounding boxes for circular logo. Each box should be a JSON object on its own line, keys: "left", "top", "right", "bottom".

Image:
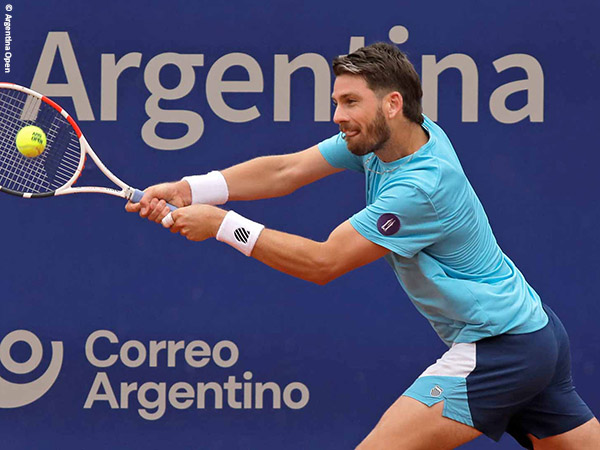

{"left": 377, "top": 214, "right": 401, "bottom": 236}
{"left": 0, "top": 330, "right": 63, "bottom": 408}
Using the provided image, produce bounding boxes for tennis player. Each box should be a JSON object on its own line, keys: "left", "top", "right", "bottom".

{"left": 126, "top": 43, "right": 600, "bottom": 449}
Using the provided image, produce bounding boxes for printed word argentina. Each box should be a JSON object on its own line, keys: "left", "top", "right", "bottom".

{"left": 83, "top": 330, "right": 310, "bottom": 420}
{"left": 31, "top": 30, "right": 544, "bottom": 150}
{"left": 3, "top": 13, "right": 11, "bottom": 73}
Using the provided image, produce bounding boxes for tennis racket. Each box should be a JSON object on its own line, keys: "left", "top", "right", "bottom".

{"left": 0, "top": 82, "right": 175, "bottom": 210}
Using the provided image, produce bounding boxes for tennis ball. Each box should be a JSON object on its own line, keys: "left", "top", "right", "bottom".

{"left": 16, "top": 125, "right": 47, "bottom": 158}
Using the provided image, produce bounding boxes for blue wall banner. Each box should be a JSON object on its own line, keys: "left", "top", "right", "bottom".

{"left": 1, "top": 1, "right": 599, "bottom": 449}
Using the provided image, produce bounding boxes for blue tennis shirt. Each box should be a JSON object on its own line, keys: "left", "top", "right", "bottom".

{"left": 318, "top": 115, "right": 548, "bottom": 346}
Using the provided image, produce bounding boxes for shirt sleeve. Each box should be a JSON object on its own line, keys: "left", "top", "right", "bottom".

{"left": 349, "top": 183, "right": 443, "bottom": 258}
{"left": 317, "top": 133, "right": 364, "bottom": 172}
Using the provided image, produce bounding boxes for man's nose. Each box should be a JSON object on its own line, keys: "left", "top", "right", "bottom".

{"left": 333, "top": 106, "right": 348, "bottom": 124}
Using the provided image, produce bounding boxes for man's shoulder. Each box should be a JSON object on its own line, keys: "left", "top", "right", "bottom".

{"left": 380, "top": 150, "right": 443, "bottom": 199}
{"left": 401, "top": 159, "right": 440, "bottom": 196}
{"left": 378, "top": 156, "right": 470, "bottom": 218}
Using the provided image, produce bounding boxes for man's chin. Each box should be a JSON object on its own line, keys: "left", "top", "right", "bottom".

{"left": 347, "top": 144, "right": 373, "bottom": 156}
{"left": 344, "top": 134, "right": 374, "bottom": 156}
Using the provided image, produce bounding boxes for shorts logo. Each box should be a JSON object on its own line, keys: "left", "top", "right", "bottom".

{"left": 377, "top": 213, "right": 401, "bottom": 236}
{"left": 430, "top": 385, "right": 443, "bottom": 397}
{"left": 234, "top": 227, "right": 250, "bottom": 244}
{"left": 0, "top": 330, "right": 63, "bottom": 408}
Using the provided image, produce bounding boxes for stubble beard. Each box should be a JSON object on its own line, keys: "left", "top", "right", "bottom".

{"left": 344, "top": 107, "right": 391, "bottom": 156}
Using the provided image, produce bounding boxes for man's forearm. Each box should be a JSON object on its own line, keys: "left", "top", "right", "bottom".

{"left": 250, "top": 228, "right": 333, "bottom": 285}
{"left": 165, "top": 206, "right": 388, "bottom": 285}
{"left": 221, "top": 155, "right": 298, "bottom": 201}
{"left": 219, "top": 146, "right": 342, "bottom": 202}
{"left": 197, "top": 205, "right": 331, "bottom": 284}
{"left": 244, "top": 220, "right": 388, "bottom": 285}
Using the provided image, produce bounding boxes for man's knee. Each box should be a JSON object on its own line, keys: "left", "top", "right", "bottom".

{"left": 530, "top": 418, "right": 600, "bottom": 450}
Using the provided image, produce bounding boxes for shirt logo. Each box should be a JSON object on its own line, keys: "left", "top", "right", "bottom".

{"left": 377, "top": 213, "right": 401, "bottom": 236}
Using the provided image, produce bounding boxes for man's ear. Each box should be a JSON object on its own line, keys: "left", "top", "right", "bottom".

{"left": 386, "top": 91, "right": 403, "bottom": 118}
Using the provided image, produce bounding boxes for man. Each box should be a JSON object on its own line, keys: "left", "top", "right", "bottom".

{"left": 126, "top": 43, "right": 600, "bottom": 449}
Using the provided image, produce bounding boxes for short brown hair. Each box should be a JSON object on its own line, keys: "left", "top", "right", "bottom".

{"left": 333, "top": 43, "right": 423, "bottom": 125}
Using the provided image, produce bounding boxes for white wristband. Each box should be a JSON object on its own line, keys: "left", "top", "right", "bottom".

{"left": 182, "top": 171, "right": 229, "bottom": 205}
{"left": 216, "top": 211, "right": 265, "bottom": 257}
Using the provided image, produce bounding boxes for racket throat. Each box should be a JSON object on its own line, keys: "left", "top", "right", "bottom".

{"left": 124, "top": 186, "right": 136, "bottom": 201}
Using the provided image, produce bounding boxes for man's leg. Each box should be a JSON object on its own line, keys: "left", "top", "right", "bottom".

{"left": 356, "top": 395, "right": 481, "bottom": 450}
{"left": 506, "top": 307, "right": 598, "bottom": 449}
{"left": 529, "top": 418, "right": 600, "bottom": 450}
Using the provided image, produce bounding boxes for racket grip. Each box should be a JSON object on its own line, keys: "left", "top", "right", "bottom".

{"left": 131, "top": 188, "right": 177, "bottom": 211}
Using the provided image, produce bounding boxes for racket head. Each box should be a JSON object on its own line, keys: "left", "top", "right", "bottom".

{"left": 0, "top": 83, "right": 85, "bottom": 198}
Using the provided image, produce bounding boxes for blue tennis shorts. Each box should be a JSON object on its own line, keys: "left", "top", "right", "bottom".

{"left": 403, "top": 305, "right": 594, "bottom": 448}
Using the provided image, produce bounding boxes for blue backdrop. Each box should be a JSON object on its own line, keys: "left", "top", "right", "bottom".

{"left": 1, "top": 1, "right": 599, "bottom": 448}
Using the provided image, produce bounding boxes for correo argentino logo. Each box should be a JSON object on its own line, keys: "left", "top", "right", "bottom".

{"left": 0, "top": 330, "right": 63, "bottom": 408}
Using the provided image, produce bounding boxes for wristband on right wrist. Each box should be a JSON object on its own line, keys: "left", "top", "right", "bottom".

{"left": 216, "top": 211, "right": 265, "bottom": 257}
{"left": 182, "top": 171, "right": 229, "bottom": 205}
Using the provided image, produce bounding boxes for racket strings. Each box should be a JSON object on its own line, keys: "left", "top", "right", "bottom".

{"left": 0, "top": 89, "right": 82, "bottom": 194}
{"left": 0, "top": 94, "right": 63, "bottom": 193}
{"left": 1, "top": 93, "right": 80, "bottom": 192}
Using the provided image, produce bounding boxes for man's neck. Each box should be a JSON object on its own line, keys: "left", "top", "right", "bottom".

{"left": 375, "top": 120, "right": 428, "bottom": 163}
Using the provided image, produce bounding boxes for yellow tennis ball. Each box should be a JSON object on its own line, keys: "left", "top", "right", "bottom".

{"left": 16, "top": 125, "right": 47, "bottom": 158}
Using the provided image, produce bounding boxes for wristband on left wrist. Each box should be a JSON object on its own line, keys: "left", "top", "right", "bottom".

{"left": 182, "top": 171, "right": 229, "bottom": 205}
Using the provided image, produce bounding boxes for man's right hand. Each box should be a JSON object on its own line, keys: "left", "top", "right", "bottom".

{"left": 125, "top": 180, "right": 192, "bottom": 224}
